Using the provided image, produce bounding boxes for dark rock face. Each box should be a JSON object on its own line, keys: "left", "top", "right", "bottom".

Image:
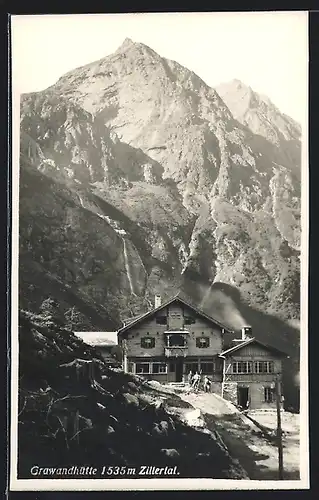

{"left": 19, "top": 39, "right": 301, "bottom": 408}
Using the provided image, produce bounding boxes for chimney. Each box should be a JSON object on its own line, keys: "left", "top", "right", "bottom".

{"left": 241, "top": 326, "right": 252, "bottom": 340}
{"left": 154, "top": 294, "right": 162, "bottom": 308}
{"left": 232, "top": 326, "right": 252, "bottom": 343}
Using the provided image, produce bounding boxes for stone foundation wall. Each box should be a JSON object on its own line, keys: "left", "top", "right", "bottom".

{"left": 210, "top": 382, "right": 222, "bottom": 395}
{"left": 223, "top": 382, "right": 238, "bottom": 405}
{"left": 222, "top": 382, "right": 283, "bottom": 410}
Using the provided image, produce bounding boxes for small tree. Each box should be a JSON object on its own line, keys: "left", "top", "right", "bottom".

{"left": 39, "top": 297, "right": 64, "bottom": 325}
{"left": 64, "top": 307, "right": 86, "bottom": 331}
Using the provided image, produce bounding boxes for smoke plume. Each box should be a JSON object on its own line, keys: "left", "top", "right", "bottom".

{"left": 199, "top": 283, "right": 248, "bottom": 330}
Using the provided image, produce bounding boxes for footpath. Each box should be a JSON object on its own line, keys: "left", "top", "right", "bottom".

{"left": 177, "top": 390, "right": 300, "bottom": 480}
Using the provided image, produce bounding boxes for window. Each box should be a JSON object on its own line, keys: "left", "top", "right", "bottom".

{"left": 152, "top": 363, "right": 167, "bottom": 374}
{"left": 166, "top": 334, "right": 186, "bottom": 347}
{"left": 232, "top": 361, "right": 252, "bottom": 374}
{"left": 254, "top": 361, "right": 274, "bottom": 374}
{"left": 141, "top": 337, "right": 155, "bottom": 348}
{"left": 135, "top": 362, "right": 167, "bottom": 374}
{"left": 156, "top": 316, "right": 167, "bottom": 325}
{"left": 168, "top": 312, "right": 182, "bottom": 326}
{"left": 200, "top": 362, "right": 215, "bottom": 374}
{"left": 185, "top": 362, "right": 199, "bottom": 373}
{"left": 169, "top": 312, "right": 182, "bottom": 318}
{"left": 196, "top": 336, "right": 210, "bottom": 348}
{"left": 135, "top": 363, "right": 151, "bottom": 374}
{"left": 264, "top": 387, "right": 274, "bottom": 403}
{"left": 184, "top": 316, "right": 196, "bottom": 325}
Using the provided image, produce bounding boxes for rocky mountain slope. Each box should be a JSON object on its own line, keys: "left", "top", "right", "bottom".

{"left": 216, "top": 79, "right": 301, "bottom": 151}
{"left": 19, "top": 39, "right": 301, "bottom": 408}
{"left": 18, "top": 310, "right": 247, "bottom": 479}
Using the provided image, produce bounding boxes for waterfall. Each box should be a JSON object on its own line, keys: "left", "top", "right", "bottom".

{"left": 75, "top": 194, "right": 136, "bottom": 296}
{"left": 77, "top": 193, "right": 85, "bottom": 208}
{"left": 122, "top": 237, "right": 137, "bottom": 296}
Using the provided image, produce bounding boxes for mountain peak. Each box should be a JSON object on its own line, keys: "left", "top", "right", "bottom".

{"left": 115, "top": 37, "right": 159, "bottom": 59}
{"left": 216, "top": 79, "right": 300, "bottom": 142}
{"left": 231, "top": 78, "right": 246, "bottom": 87}
{"left": 226, "top": 79, "right": 254, "bottom": 94}
{"left": 116, "top": 37, "right": 149, "bottom": 52}
{"left": 120, "top": 37, "right": 135, "bottom": 47}
{"left": 218, "top": 80, "right": 278, "bottom": 111}
{"left": 114, "top": 37, "right": 138, "bottom": 54}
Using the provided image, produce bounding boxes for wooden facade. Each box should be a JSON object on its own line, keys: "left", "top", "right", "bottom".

{"left": 220, "top": 340, "right": 285, "bottom": 410}
{"left": 118, "top": 296, "right": 228, "bottom": 384}
{"left": 117, "top": 296, "right": 287, "bottom": 410}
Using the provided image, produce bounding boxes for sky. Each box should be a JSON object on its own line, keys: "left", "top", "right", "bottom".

{"left": 11, "top": 12, "right": 308, "bottom": 123}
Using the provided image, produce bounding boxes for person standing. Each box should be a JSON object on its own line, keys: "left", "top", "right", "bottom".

{"left": 204, "top": 375, "right": 212, "bottom": 393}
{"left": 199, "top": 369, "right": 203, "bottom": 391}
{"left": 192, "top": 371, "right": 200, "bottom": 392}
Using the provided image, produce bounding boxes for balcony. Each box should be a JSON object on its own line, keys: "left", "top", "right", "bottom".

{"left": 164, "top": 346, "right": 188, "bottom": 357}
{"left": 164, "top": 332, "right": 188, "bottom": 357}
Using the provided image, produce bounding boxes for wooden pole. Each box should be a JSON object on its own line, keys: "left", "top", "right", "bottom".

{"left": 275, "top": 378, "right": 284, "bottom": 479}
{"left": 221, "top": 356, "right": 226, "bottom": 398}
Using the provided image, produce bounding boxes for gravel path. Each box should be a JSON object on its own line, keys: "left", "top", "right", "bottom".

{"left": 179, "top": 392, "right": 300, "bottom": 481}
